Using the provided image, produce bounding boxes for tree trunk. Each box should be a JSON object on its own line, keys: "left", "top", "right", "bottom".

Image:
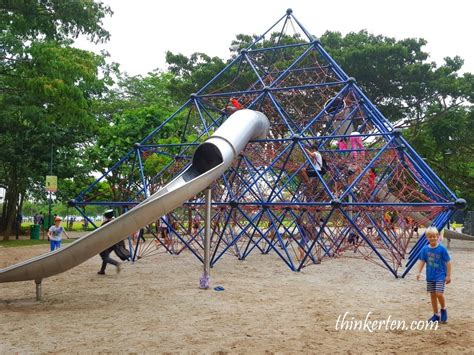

{"left": 0, "top": 202, "right": 6, "bottom": 232}
{"left": 3, "top": 188, "right": 18, "bottom": 241}
{"left": 2, "top": 167, "right": 21, "bottom": 241}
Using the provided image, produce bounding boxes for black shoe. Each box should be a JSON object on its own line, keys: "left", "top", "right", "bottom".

{"left": 97, "top": 271, "right": 105, "bottom": 275}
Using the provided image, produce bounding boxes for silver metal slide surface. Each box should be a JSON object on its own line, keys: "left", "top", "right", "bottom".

{"left": 0, "top": 110, "right": 269, "bottom": 283}
{"left": 377, "top": 187, "right": 427, "bottom": 226}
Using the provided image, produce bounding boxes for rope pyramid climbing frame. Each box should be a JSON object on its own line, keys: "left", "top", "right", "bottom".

{"left": 70, "top": 9, "right": 464, "bottom": 277}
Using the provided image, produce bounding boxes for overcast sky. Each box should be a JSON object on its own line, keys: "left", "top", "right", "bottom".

{"left": 75, "top": 0, "right": 473, "bottom": 76}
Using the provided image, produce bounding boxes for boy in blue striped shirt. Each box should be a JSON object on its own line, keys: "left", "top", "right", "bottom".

{"left": 416, "top": 227, "right": 452, "bottom": 323}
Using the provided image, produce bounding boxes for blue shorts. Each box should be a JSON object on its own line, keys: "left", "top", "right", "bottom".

{"left": 427, "top": 280, "right": 445, "bottom": 293}
{"left": 50, "top": 240, "right": 61, "bottom": 251}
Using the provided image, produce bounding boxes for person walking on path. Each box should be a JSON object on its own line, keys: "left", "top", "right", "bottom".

{"left": 97, "top": 209, "right": 121, "bottom": 275}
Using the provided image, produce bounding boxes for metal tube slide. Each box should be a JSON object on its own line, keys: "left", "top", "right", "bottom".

{"left": 443, "top": 229, "right": 474, "bottom": 241}
{"left": 376, "top": 187, "right": 427, "bottom": 226}
{"left": 0, "top": 109, "right": 269, "bottom": 283}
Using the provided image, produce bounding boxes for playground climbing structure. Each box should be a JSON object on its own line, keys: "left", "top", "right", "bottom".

{"left": 71, "top": 10, "right": 464, "bottom": 277}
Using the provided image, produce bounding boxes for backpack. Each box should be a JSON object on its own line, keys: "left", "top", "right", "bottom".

{"left": 306, "top": 156, "right": 328, "bottom": 177}
{"left": 320, "top": 156, "right": 328, "bottom": 176}
{"left": 114, "top": 241, "right": 131, "bottom": 261}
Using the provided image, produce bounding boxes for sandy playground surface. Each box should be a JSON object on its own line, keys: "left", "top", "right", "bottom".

{"left": 0, "top": 236, "right": 473, "bottom": 354}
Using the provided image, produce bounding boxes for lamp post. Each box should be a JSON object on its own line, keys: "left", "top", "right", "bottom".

{"left": 48, "top": 143, "right": 53, "bottom": 228}
{"left": 443, "top": 148, "right": 452, "bottom": 182}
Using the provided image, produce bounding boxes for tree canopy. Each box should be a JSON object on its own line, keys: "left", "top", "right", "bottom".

{"left": 1, "top": 4, "right": 472, "bottom": 239}
{"left": 318, "top": 31, "right": 473, "bottom": 205}
{"left": 0, "top": 0, "right": 113, "bottom": 238}
{"left": 165, "top": 30, "right": 473, "bottom": 208}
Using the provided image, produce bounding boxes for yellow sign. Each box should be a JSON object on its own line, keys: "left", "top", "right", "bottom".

{"left": 45, "top": 175, "right": 58, "bottom": 192}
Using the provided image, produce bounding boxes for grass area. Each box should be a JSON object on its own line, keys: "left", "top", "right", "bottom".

{"left": 0, "top": 239, "right": 75, "bottom": 248}
{"left": 20, "top": 221, "right": 97, "bottom": 233}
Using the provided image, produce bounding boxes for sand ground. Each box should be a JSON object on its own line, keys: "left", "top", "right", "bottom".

{"left": 0, "top": 237, "right": 473, "bottom": 354}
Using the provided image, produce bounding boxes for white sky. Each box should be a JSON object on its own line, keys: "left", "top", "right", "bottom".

{"left": 76, "top": 0, "right": 473, "bottom": 76}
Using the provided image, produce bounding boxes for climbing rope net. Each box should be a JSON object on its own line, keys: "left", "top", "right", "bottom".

{"left": 72, "top": 10, "right": 458, "bottom": 277}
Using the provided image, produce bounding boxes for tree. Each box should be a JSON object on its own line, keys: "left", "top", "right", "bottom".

{"left": 317, "top": 31, "right": 473, "bottom": 208}
{"left": 165, "top": 33, "right": 304, "bottom": 101}
{"left": 319, "top": 31, "right": 469, "bottom": 120}
{"left": 405, "top": 106, "right": 474, "bottom": 208}
{"left": 166, "top": 52, "right": 226, "bottom": 102}
{"left": 0, "top": 0, "right": 113, "bottom": 239}
{"left": 85, "top": 71, "right": 182, "bottom": 202}
{"left": 164, "top": 31, "right": 473, "bottom": 208}
{"left": 317, "top": 31, "right": 473, "bottom": 207}
{"left": 0, "top": 0, "right": 111, "bottom": 43}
